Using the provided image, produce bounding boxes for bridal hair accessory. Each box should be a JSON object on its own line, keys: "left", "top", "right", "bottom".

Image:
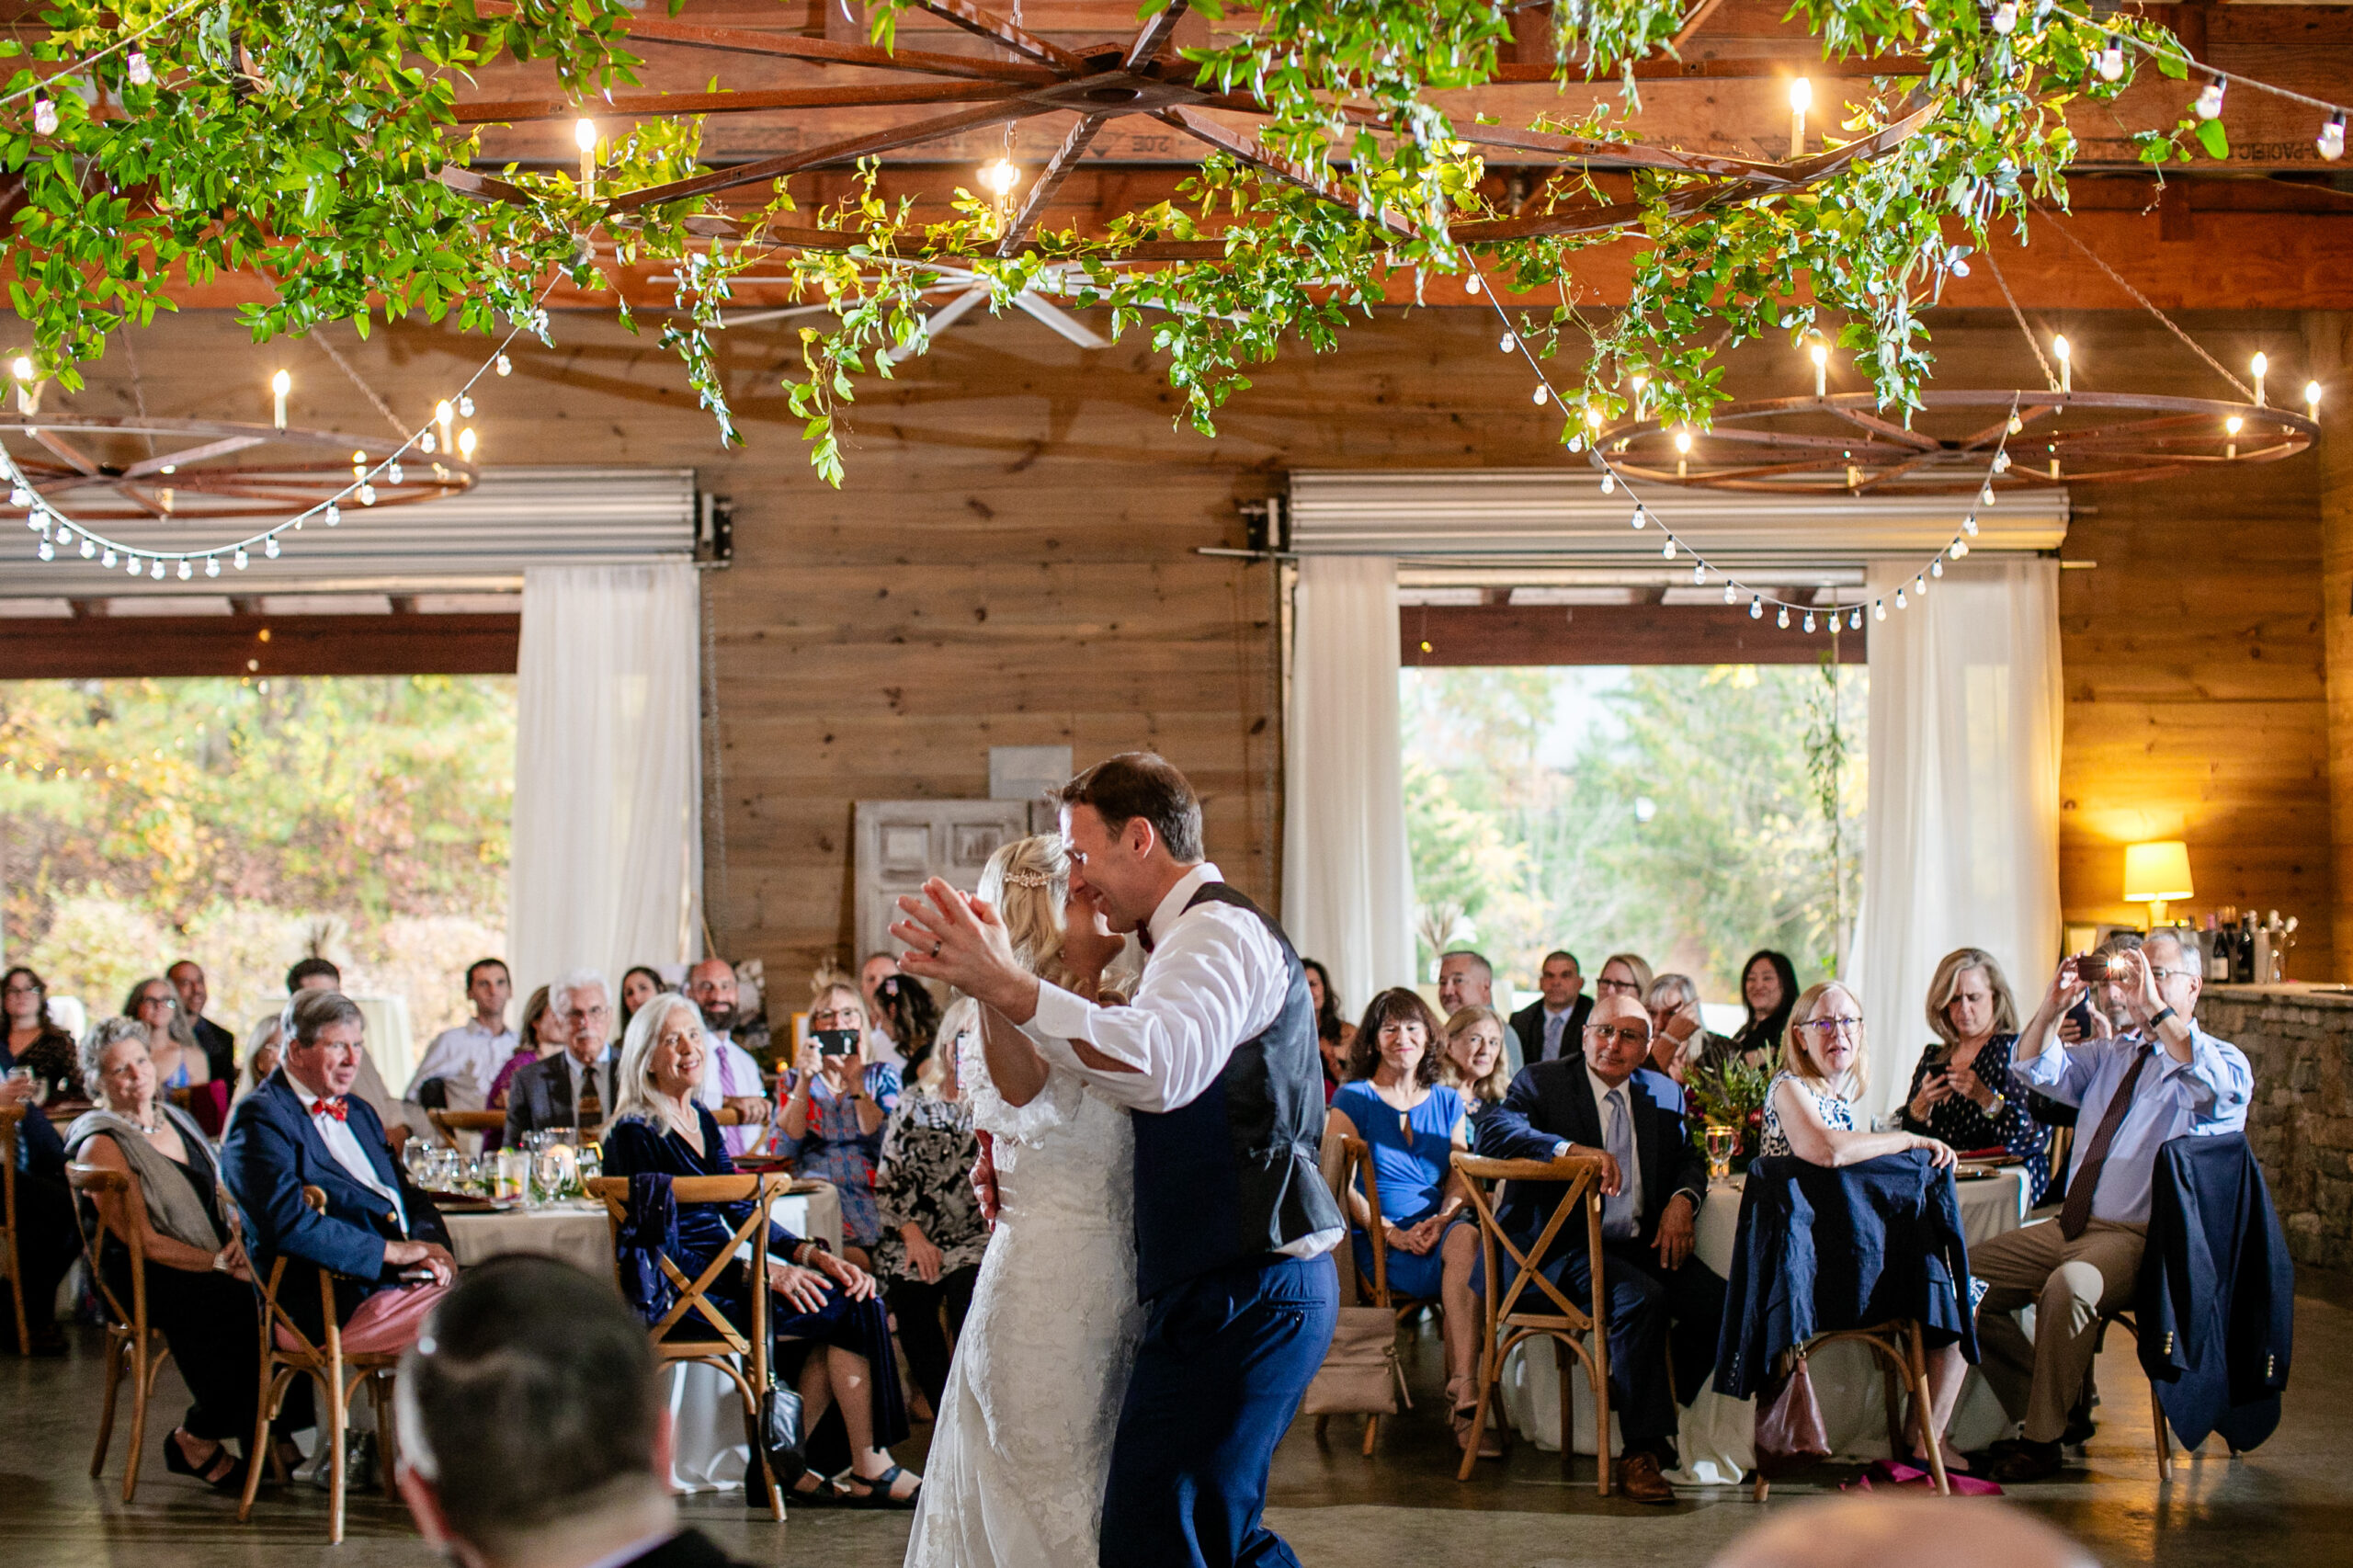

{"left": 1005, "top": 869, "right": 1054, "bottom": 889}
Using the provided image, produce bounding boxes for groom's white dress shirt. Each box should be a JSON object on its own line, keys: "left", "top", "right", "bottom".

{"left": 1024, "top": 861, "right": 1341, "bottom": 1260}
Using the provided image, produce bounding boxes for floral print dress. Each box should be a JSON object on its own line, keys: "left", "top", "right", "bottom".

{"left": 777, "top": 1062, "right": 902, "bottom": 1248}
{"left": 870, "top": 1087, "right": 989, "bottom": 1288}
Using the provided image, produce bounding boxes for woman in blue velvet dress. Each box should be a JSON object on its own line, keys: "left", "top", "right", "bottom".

{"left": 601, "top": 992, "right": 919, "bottom": 1508}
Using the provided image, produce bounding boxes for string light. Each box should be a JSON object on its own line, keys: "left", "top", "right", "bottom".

{"left": 978, "top": 159, "right": 1019, "bottom": 199}
{"left": 2322, "top": 114, "right": 2347, "bottom": 163}
{"left": 1803, "top": 611, "right": 1817, "bottom": 633}
{"left": 1777, "top": 606, "right": 1790, "bottom": 629}
{"left": 1749, "top": 596, "right": 1764, "bottom": 619}
{"left": 496, "top": 353, "right": 513, "bottom": 377}
{"left": 2097, "top": 35, "right": 2125, "bottom": 83}
{"left": 1631, "top": 505, "right": 1647, "bottom": 529}
{"left": 1533, "top": 383, "right": 1549, "bottom": 405}
{"left": 1499, "top": 332, "right": 1516, "bottom": 353}
{"left": 126, "top": 50, "right": 152, "bottom": 87}
{"left": 1849, "top": 608, "right": 1863, "bottom": 631}
{"left": 32, "top": 92, "right": 56, "bottom": 136}
{"left": 1990, "top": 1, "right": 2017, "bottom": 34}
{"left": 2195, "top": 76, "right": 2226, "bottom": 119}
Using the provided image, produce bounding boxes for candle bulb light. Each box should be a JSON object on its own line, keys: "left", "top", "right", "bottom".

{"left": 270, "top": 369, "right": 290, "bottom": 429}
{"left": 458, "top": 426, "right": 478, "bottom": 460}
{"left": 1789, "top": 77, "right": 1811, "bottom": 159}
{"left": 1810, "top": 340, "right": 1828, "bottom": 397}
{"left": 2052, "top": 333, "right": 2072, "bottom": 392}
{"left": 2252, "top": 352, "right": 2268, "bottom": 407}
{"left": 436, "top": 400, "right": 454, "bottom": 453}
{"left": 2307, "top": 381, "right": 2324, "bottom": 421}
{"left": 2225, "top": 413, "right": 2243, "bottom": 460}
{"left": 575, "top": 118, "right": 598, "bottom": 203}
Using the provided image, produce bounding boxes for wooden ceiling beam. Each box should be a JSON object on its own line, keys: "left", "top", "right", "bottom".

{"left": 0, "top": 612, "right": 521, "bottom": 679}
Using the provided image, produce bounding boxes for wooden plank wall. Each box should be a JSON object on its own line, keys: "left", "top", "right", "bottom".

{"left": 44, "top": 302, "right": 2332, "bottom": 983}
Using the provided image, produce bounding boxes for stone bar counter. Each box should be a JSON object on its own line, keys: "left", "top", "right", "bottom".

{"left": 2197, "top": 983, "right": 2353, "bottom": 1269}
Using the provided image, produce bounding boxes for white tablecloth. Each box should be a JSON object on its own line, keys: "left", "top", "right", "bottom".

{"left": 1500, "top": 1167, "right": 2029, "bottom": 1483}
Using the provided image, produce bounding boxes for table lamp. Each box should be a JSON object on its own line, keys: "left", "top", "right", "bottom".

{"left": 2122, "top": 840, "right": 2194, "bottom": 929}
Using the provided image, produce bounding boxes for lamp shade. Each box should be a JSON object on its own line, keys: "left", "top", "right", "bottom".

{"left": 2122, "top": 840, "right": 2194, "bottom": 903}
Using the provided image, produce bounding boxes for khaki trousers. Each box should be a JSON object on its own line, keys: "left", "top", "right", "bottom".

{"left": 1971, "top": 1219, "right": 2146, "bottom": 1444}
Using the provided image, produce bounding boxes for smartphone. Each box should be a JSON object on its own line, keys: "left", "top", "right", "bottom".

{"left": 2065, "top": 995, "right": 2097, "bottom": 1037}
{"left": 813, "top": 1028, "right": 861, "bottom": 1057}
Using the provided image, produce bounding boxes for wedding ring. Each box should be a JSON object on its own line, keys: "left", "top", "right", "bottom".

{"left": 932, "top": 941, "right": 942, "bottom": 958}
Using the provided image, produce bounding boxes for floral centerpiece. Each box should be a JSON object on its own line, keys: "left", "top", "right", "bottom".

{"left": 1687, "top": 1053, "right": 1778, "bottom": 1172}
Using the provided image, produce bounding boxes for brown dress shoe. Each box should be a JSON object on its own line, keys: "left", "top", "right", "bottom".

{"left": 1618, "top": 1450, "right": 1676, "bottom": 1505}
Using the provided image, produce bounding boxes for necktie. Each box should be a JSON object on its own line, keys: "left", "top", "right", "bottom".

{"left": 2059, "top": 1041, "right": 2153, "bottom": 1241}
{"left": 1545, "top": 1011, "right": 1567, "bottom": 1062}
{"left": 1603, "top": 1086, "right": 1637, "bottom": 1239}
{"left": 309, "top": 1097, "right": 347, "bottom": 1122}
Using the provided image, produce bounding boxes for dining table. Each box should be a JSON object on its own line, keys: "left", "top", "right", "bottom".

{"left": 1497, "top": 1164, "right": 2032, "bottom": 1484}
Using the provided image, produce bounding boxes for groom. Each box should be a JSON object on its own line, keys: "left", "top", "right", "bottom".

{"left": 894, "top": 752, "right": 1340, "bottom": 1568}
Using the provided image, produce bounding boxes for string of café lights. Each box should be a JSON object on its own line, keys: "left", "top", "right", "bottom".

{"left": 3, "top": 2, "right": 2347, "bottom": 582}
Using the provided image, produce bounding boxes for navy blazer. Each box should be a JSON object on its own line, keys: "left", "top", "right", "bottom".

{"left": 1476, "top": 1060, "right": 1708, "bottom": 1254}
{"left": 221, "top": 1069, "right": 449, "bottom": 1336}
{"left": 1715, "top": 1151, "right": 1975, "bottom": 1400}
{"left": 1506, "top": 995, "right": 1592, "bottom": 1074}
{"left": 2138, "top": 1132, "right": 2292, "bottom": 1452}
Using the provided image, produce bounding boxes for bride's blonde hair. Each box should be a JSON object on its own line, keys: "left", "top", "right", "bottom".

{"left": 977, "top": 835, "right": 1076, "bottom": 989}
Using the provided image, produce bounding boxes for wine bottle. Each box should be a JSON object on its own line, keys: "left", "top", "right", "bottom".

{"left": 2235, "top": 914, "right": 2257, "bottom": 984}
{"left": 2203, "top": 914, "right": 2226, "bottom": 983}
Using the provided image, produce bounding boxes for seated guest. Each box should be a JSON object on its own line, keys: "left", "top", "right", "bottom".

{"left": 486, "top": 983, "right": 566, "bottom": 1125}
{"left": 1322, "top": 988, "right": 1483, "bottom": 1454}
{"left": 67, "top": 1017, "right": 285, "bottom": 1492}
{"left": 233, "top": 1014, "right": 286, "bottom": 1109}
{"left": 619, "top": 964, "right": 665, "bottom": 1034}
{"left": 686, "top": 957, "right": 772, "bottom": 1158}
{"left": 266, "top": 958, "right": 400, "bottom": 1125}
{"left": 168, "top": 960, "right": 239, "bottom": 1086}
{"left": 1302, "top": 959, "right": 1355, "bottom": 1101}
{"left": 404, "top": 959, "right": 517, "bottom": 1110}
{"left": 601, "top": 994, "right": 918, "bottom": 1506}
{"left": 4, "top": 965, "right": 81, "bottom": 1104}
{"left": 858, "top": 950, "right": 904, "bottom": 1069}
{"left": 504, "top": 970, "right": 619, "bottom": 1144}
{"left": 1436, "top": 949, "right": 1495, "bottom": 1018}
{"left": 1438, "top": 1005, "right": 1511, "bottom": 1125}
{"left": 1972, "top": 934, "right": 2250, "bottom": 1483}
{"left": 0, "top": 1002, "right": 79, "bottom": 1355}
{"left": 396, "top": 1255, "right": 771, "bottom": 1568}
{"left": 221, "top": 990, "right": 455, "bottom": 1359}
{"left": 1507, "top": 949, "right": 1591, "bottom": 1072}
{"left": 1764, "top": 982, "right": 1969, "bottom": 1473}
{"left": 1645, "top": 972, "right": 1744, "bottom": 1084}
{"left": 1730, "top": 949, "right": 1800, "bottom": 1066}
{"left": 1901, "top": 948, "right": 2051, "bottom": 1204}
{"left": 780, "top": 980, "right": 903, "bottom": 1263}
{"left": 871, "top": 997, "right": 987, "bottom": 1416}
{"left": 871, "top": 972, "right": 941, "bottom": 1085}
{"left": 126, "top": 974, "right": 210, "bottom": 1091}
{"left": 1478, "top": 993, "right": 1726, "bottom": 1502}
{"left": 1593, "top": 952, "right": 1655, "bottom": 1011}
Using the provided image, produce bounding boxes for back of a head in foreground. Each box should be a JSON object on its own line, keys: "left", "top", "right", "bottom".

{"left": 397, "top": 1256, "right": 662, "bottom": 1559}
{"left": 1709, "top": 1496, "right": 2097, "bottom": 1568}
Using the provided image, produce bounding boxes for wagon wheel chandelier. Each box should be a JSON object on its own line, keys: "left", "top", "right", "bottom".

{"left": 444, "top": 0, "right": 1941, "bottom": 265}
{"left": 1591, "top": 390, "right": 2318, "bottom": 495}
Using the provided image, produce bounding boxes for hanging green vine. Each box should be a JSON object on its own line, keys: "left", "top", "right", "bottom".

{"left": 0, "top": 0, "right": 2215, "bottom": 483}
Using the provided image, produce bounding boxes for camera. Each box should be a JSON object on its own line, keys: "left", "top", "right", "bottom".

{"left": 2074, "top": 953, "right": 2117, "bottom": 983}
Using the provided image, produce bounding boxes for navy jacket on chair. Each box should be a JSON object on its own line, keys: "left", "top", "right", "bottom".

{"left": 1476, "top": 1060, "right": 1708, "bottom": 1255}
{"left": 1716, "top": 1151, "right": 1976, "bottom": 1400}
{"left": 220, "top": 1069, "right": 450, "bottom": 1341}
{"left": 2137, "top": 1131, "right": 2292, "bottom": 1452}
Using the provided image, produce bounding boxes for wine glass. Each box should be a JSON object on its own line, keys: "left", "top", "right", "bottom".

{"left": 575, "top": 1145, "right": 602, "bottom": 1197}
{"left": 1704, "top": 1122, "right": 1738, "bottom": 1184}
{"left": 403, "top": 1137, "right": 433, "bottom": 1187}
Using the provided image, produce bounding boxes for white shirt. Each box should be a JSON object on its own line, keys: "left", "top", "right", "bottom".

{"left": 1026, "top": 862, "right": 1340, "bottom": 1260}
{"left": 1584, "top": 1063, "right": 1644, "bottom": 1223}
{"left": 403, "top": 1017, "right": 518, "bottom": 1103}
{"left": 694, "top": 1030, "right": 767, "bottom": 1156}
{"left": 294, "top": 1078, "right": 408, "bottom": 1233}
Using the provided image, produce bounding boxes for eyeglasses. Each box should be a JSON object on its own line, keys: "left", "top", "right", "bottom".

{"left": 2, "top": 983, "right": 39, "bottom": 998}
{"left": 1595, "top": 977, "right": 1641, "bottom": 996}
{"left": 568, "top": 1004, "right": 611, "bottom": 1019}
{"left": 1800, "top": 1017, "right": 1863, "bottom": 1038}
{"left": 1584, "top": 1023, "right": 1652, "bottom": 1048}
{"left": 2144, "top": 966, "right": 2188, "bottom": 983}
{"left": 136, "top": 994, "right": 176, "bottom": 1010}
{"left": 811, "top": 1008, "right": 859, "bottom": 1026}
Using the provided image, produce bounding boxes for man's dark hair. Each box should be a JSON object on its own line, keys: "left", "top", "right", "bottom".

{"left": 1051, "top": 752, "right": 1203, "bottom": 863}
{"left": 166, "top": 958, "right": 202, "bottom": 980}
{"left": 287, "top": 956, "right": 342, "bottom": 992}
{"left": 464, "top": 958, "right": 509, "bottom": 991}
{"left": 399, "top": 1256, "right": 661, "bottom": 1555}
{"left": 288, "top": 988, "right": 364, "bottom": 1048}
{"left": 1542, "top": 949, "right": 1581, "bottom": 973}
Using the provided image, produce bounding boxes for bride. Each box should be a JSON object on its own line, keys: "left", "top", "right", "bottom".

{"left": 904, "top": 835, "right": 1143, "bottom": 1568}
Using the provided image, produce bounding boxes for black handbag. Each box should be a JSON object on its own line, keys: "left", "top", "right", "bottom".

{"left": 758, "top": 1385, "right": 808, "bottom": 1490}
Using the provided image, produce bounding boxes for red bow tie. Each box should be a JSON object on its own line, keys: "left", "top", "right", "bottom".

{"left": 308, "top": 1097, "right": 348, "bottom": 1122}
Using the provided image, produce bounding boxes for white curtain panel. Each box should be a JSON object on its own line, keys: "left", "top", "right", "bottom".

{"left": 1282, "top": 554, "right": 1416, "bottom": 1017}
{"left": 511, "top": 562, "right": 705, "bottom": 1002}
{"left": 1851, "top": 557, "right": 2063, "bottom": 1119}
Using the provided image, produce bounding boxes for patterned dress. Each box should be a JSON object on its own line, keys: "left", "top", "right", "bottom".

{"left": 776, "top": 1062, "right": 902, "bottom": 1248}
{"left": 1898, "top": 1033, "right": 2053, "bottom": 1203}
{"left": 870, "top": 1087, "right": 988, "bottom": 1287}
{"left": 1759, "top": 1070, "right": 1855, "bottom": 1157}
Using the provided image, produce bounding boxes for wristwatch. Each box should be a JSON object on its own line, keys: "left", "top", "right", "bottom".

{"left": 2149, "top": 1006, "right": 2178, "bottom": 1032}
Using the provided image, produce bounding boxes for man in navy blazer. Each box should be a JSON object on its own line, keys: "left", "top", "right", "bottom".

{"left": 222, "top": 990, "right": 454, "bottom": 1351}
{"left": 1475, "top": 993, "right": 1726, "bottom": 1502}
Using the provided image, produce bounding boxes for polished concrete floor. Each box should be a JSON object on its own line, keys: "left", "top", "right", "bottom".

{"left": 7, "top": 1275, "right": 2353, "bottom": 1567}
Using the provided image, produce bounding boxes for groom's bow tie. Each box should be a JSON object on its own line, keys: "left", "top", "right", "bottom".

{"left": 1137, "top": 923, "right": 1156, "bottom": 956}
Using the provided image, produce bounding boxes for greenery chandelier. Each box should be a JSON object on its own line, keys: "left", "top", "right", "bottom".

{"left": 0, "top": 0, "right": 2269, "bottom": 485}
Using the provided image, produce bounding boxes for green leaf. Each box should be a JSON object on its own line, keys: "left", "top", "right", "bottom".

{"left": 2195, "top": 118, "right": 2229, "bottom": 161}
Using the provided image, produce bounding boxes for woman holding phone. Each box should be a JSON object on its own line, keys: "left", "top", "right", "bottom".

{"left": 778, "top": 980, "right": 903, "bottom": 1266}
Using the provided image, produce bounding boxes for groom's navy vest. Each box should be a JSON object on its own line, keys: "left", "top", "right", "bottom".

{"left": 1131, "top": 882, "right": 1343, "bottom": 1302}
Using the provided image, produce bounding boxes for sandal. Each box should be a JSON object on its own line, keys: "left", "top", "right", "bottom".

{"left": 843, "top": 1464, "right": 922, "bottom": 1510}
{"left": 779, "top": 1471, "right": 848, "bottom": 1508}
{"left": 165, "top": 1432, "right": 251, "bottom": 1494}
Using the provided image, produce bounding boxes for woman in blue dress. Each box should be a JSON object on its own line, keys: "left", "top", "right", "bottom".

{"left": 778, "top": 980, "right": 902, "bottom": 1266}
{"left": 1321, "top": 986, "right": 1486, "bottom": 1452}
{"left": 602, "top": 992, "right": 919, "bottom": 1508}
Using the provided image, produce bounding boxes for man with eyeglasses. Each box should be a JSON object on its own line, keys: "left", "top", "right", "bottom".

{"left": 1476, "top": 993, "right": 1723, "bottom": 1503}
{"left": 506, "top": 970, "right": 620, "bottom": 1143}
{"left": 686, "top": 958, "right": 770, "bottom": 1157}
{"left": 1972, "top": 931, "right": 2251, "bottom": 1483}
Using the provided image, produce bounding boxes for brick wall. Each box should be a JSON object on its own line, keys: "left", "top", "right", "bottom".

{"left": 2198, "top": 986, "right": 2353, "bottom": 1267}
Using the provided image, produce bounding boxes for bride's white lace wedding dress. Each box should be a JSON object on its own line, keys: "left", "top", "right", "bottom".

{"left": 903, "top": 1031, "right": 1142, "bottom": 1568}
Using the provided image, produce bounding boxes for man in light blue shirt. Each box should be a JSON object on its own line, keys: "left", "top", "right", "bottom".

{"left": 1974, "top": 931, "right": 2250, "bottom": 1483}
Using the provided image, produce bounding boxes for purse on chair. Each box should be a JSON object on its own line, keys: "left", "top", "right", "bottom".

{"left": 759, "top": 1385, "right": 808, "bottom": 1490}
{"left": 1755, "top": 1351, "right": 1831, "bottom": 1476}
{"left": 1301, "top": 1306, "right": 1405, "bottom": 1416}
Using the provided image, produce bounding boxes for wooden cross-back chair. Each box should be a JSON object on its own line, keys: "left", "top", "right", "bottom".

{"left": 1451, "top": 1151, "right": 1615, "bottom": 1490}
{"left": 1749, "top": 1317, "right": 1951, "bottom": 1501}
{"left": 66, "top": 1162, "right": 175, "bottom": 1501}
{"left": 586, "top": 1173, "right": 788, "bottom": 1521}
{"left": 0, "top": 1106, "right": 30, "bottom": 1358}
{"left": 2097, "top": 1306, "right": 2207, "bottom": 1482}
{"left": 1316, "top": 1134, "right": 1426, "bottom": 1455}
{"left": 235, "top": 1186, "right": 404, "bottom": 1545}
{"left": 426, "top": 1108, "right": 508, "bottom": 1149}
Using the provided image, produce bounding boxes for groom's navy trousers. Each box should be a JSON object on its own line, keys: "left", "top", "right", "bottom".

{"left": 1099, "top": 1250, "right": 1338, "bottom": 1568}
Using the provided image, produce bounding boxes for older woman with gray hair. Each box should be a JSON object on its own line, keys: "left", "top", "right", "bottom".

{"left": 67, "top": 1016, "right": 283, "bottom": 1492}
{"left": 1643, "top": 973, "right": 1750, "bottom": 1084}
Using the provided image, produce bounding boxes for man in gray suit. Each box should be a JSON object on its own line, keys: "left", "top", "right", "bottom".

{"left": 505, "top": 970, "right": 618, "bottom": 1142}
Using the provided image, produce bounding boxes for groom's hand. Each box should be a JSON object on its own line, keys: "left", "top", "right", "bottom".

{"left": 892, "top": 879, "right": 1042, "bottom": 1022}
